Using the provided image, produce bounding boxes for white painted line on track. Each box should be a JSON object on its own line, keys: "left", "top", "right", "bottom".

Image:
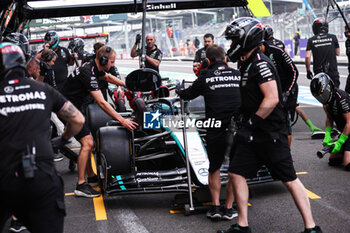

{"left": 112, "top": 197, "right": 150, "bottom": 233}
{"left": 315, "top": 199, "right": 350, "bottom": 221}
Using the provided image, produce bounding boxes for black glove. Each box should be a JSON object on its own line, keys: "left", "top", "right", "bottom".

{"left": 175, "top": 80, "right": 185, "bottom": 96}
{"left": 307, "top": 70, "right": 313, "bottom": 80}
{"left": 201, "top": 58, "right": 209, "bottom": 69}
{"left": 135, "top": 34, "right": 141, "bottom": 45}
{"left": 51, "top": 136, "right": 69, "bottom": 150}
{"left": 39, "top": 60, "right": 50, "bottom": 76}
{"left": 235, "top": 114, "right": 263, "bottom": 143}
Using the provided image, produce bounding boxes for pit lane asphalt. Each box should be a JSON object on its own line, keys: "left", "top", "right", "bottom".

{"left": 5, "top": 60, "right": 349, "bottom": 233}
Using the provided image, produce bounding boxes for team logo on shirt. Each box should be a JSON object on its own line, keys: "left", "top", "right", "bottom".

{"left": 4, "top": 86, "right": 14, "bottom": 94}
{"left": 214, "top": 70, "right": 221, "bottom": 76}
{"left": 61, "top": 49, "right": 66, "bottom": 59}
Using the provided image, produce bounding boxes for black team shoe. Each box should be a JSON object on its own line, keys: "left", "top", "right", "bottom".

{"left": 206, "top": 205, "right": 222, "bottom": 221}
{"left": 222, "top": 207, "right": 238, "bottom": 220}
{"left": 74, "top": 182, "right": 100, "bottom": 198}
{"left": 53, "top": 153, "right": 64, "bottom": 162}
{"left": 344, "top": 163, "right": 350, "bottom": 171}
{"left": 328, "top": 157, "right": 343, "bottom": 166}
{"left": 302, "top": 226, "right": 323, "bottom": 233}
{"left": 9, "top": 219, "right": 27, "bottom": 232}
{"left": 217, "top": 224, "right": 252, "bottom": 233}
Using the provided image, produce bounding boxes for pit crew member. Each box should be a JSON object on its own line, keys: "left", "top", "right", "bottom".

{"left": 310, "top": 73, "right": 350, "bottom": 171}
{"left": 263, "top": 25, "right": 289, "bottom": 55}
{"left": 44, "top": 31, "right": 77, "bottom": 91}
{"left": 61, "top": 46, "right": 137, "bottom": 197}
{"left": 130, "top": 34, "right": 162, "bottom": 72}
{"left": 0, "top": 42, "right": 84, "bottom": 233}
{"left": 218, "top": 17, "right": 322, "bottom": 233}
{"left": 193, "top": 33, "right": 214, "bottom": 75}
{"left": 176, "top": 44, "right": 241, "bottom": 221}
{"left": 305, "top": 19, "right": 340, "bottom": 88}
{"left": 344, "top": 23, "right": 350, "bottom": 93}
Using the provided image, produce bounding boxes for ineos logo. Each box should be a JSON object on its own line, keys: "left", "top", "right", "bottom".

{"left": 198, "top": 168, "right": 209, "bottom": 176}
{"left": 4, "top": 86, "right": 14, "bottom": 93}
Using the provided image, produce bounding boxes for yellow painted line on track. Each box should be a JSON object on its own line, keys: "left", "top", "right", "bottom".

{"left": 93, "top": 195, "right": 107, "bottom": 220}
{"left": 170, "top": 209, "right": 184, "bottom": 214}
{"left": 296, "top": 172, "right": 308, "bottom": 175}
{"left": 90, "top": 153, "right": 108, "bottom": 220}
{"left": 306, "top": 189, "right": 321, "bottom": 199}
{"left": 65, "top": 192, "right": 75, "bottom": 196}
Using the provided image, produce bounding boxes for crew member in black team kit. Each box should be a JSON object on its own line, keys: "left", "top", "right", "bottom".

{"left": 259, "top": 40, "right": 322, "bottom": 144}
{"left": 192, "top": 33, "right": 214, "bottom": 75}
{"left": 176, "top": 44, "right": 241, "bottom": 221}
{"left": 87, "top": 42, "right": 123, "bottom": 101}
{"left": 263, "top": 25, "right": 289, "bottom": 55}
{"left": 218, "top": 17, "right": 322, "bottom": 233}
{"left": 259, "top": 39, "right": 298, "bottom": 146}
{"left": 0, "top": 42, "right": 84, "bottom": 233}
{"left": 61, "top": 46, "right": 138, "bottom": 197}
{"left": 44, "top": 31, "right": 76, "bottom": 91}
{"left": 310, "top": 73, "right": 350, "bottom": 171}
{"left": 130, "top": 34, "right": 162, "bottom": 72}
{"left": 38, "top": 48, "right": 58, "bottom": 89}
{"left": 305, "top": 19, "right": 340, "bottom": 88}
{"left": 344, "top": 23, "right": 350, "bottom": 93}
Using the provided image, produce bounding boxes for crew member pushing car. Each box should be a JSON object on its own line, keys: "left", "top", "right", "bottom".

{"left": 61, "top": 46, "right": 138, "bottom": 198}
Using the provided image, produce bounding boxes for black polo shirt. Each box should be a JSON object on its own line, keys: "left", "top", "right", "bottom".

{"left": 193, "top": 47, "right": 207, "bottom": 63}
{"left": 178, "top": 61, "right": 241, "bottom": 126}
{"left": 61, "top": 60, "right": 101, "bottom": 111}
{"left": 239, "top": 49, "right": 287, "bottom": 136}
{"left": 326, "top": 88, "right": 350, "bottom": 131}
{"left": 0, "top": 69, "right": 67, "bottom": 180}
{"left": 263, "top": 42, "right": 298, "bottom": 93}
{"left": 306, "top": 33, "right": 339, "bottom": 75}
{"left": 52, "top": 46, "right": 71, "bottom": 91}
{"left": 146, "top": 45, "right": 162, "bottom": 72}
{"left": 346, "top": 38, "right": 350, "bottom": 73}
{"left": 265, "top": 37, "right": 285, "bottom": 51}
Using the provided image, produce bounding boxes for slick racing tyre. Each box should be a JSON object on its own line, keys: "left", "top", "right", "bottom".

{"left": 86, "top": 103, "right": 113, "bottom": 140}
{"left": 97, "top": 126, "right": 131, "bottom": 179}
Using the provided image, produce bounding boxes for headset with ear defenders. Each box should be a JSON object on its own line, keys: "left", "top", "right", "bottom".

{"left": 42, "top": 51, "right": 56, "bottom": 62}
{"left": 99, "top": 46, "right": 112, "bottom": 66}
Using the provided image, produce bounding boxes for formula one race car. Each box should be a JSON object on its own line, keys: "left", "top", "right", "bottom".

{"left": 86, "top": 68, "right": 275, "bottom": 197}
